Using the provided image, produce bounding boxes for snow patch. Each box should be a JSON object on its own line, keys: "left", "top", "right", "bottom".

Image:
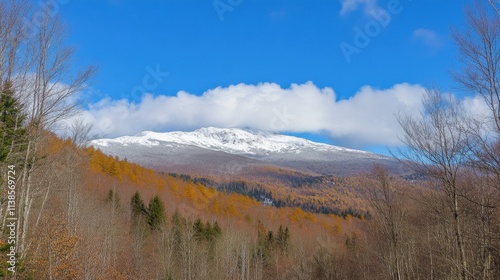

{"left": 91, "top": 127, "right": 373, "bottom": 157}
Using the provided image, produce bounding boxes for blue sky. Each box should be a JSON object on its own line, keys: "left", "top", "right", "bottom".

{"left": 51, "top": 0, "right": 475, "bottom": 154}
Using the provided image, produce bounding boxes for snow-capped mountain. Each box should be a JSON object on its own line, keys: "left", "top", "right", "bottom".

{"left": 92, "top": 127, "right": 370, "bottom": 157}
{"left": 90, "top": 127, "right": 402, "bottom": 176}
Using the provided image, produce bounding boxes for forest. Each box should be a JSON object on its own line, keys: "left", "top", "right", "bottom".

{"left": 0, "top": 1, "right": 500, "bottom": 279}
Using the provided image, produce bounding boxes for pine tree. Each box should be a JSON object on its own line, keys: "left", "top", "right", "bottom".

{"left": 171, "top": 209, "right": 185, "bottom": 255}
{"left": 147, "top": 195, "right": 165, "bottom": 230}
{"left": 171, "top": 209, "right": 183, "bottom": 227}
{"left": 193, "top": 218, "right": 205, "bottom": 241}
{"left": 276, "top": 225, "right": 290, "bottom": 253}
{"left": 0, "top": 81, "right": 27, "bottom": 162}
{"left": 256, "top": 227, "right": 275, "bottom": 265}
{"left": 277, "top": 226, "right": 285, "bottom": 250}
{"left": 266, "top": 230, "right": 275, "bottom": 249}
{"left": 207, "top": 220, "right": 221, "bottom": 259}
{"left": 204, "top": 221, "right": 213, "bottom": 241}
{"left": 130, "top": 191, "right": 146, "bottom": 217}
{"left": 212, "top": 221, "right": 221, "bottom": 238}
{"left": 107, "top": 189, "right": 120, "bottom": 208}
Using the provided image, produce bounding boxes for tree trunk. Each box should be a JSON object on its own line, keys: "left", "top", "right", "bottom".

{"left": 452, "top": 189, "right": 467, "bottom": 280}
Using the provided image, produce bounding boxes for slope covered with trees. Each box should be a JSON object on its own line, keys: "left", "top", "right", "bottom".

{"left": 0, "top": 1, "right": 499, "bottom": 279}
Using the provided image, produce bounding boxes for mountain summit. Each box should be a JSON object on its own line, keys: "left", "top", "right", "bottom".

{"left": 91, "top": 127, "right": 402, "bottom": 176}
{"left": 93, "top": 127, "right": 370, "bottom": 156}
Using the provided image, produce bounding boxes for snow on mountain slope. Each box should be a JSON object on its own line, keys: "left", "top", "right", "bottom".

{"left": 91, "top": 127, "right": 371, "bottom": 157}
{"left": 90, "top": 127, "right": 401, "bottom": 176}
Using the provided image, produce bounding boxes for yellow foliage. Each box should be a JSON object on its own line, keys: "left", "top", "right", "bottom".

{"left": 345, "top": 214, "right": 352, "bottom": 223}
{"left": 167, "top": 177, "right": 179, "bottom": 194}
{"left": 245, "top": 214, "right": 252, "bottom": 223}
{"left": 224, "top": 203, "right": 240, "bottom": 217}
{"left": 181, "top": 183, "right": 196, "bottom": 199}
{"left": 198, "top": 183, "right": 216, "bottom": 199}
{"left": 210, "top": 199, "right": 221, "bottom": 214}
{"left": 334, "top": 222, "right": 342, "bottom": 233}
{"left": 290, "top": 207, "right": 305, "bottom": 225}
{"left": 320, "top": 220, "right": 330, "bottom": 231}
{"left": 305, "top": 212, "right": 317, "bottom": 223}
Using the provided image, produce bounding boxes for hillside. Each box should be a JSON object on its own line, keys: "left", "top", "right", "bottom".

{"left": 0, "top": 134, "right": 370, "bottom": 278}
{"left": 91, "top": 127, "right": 407, "bottom": 176}
{"left": 3, "top": 130, "right": 497, "bottom": 279}
{"left": 2, "top": 1, "right": 500, "bottom": 278}
{"left": 89, "top": 127, "right": 409, "bottom": 218}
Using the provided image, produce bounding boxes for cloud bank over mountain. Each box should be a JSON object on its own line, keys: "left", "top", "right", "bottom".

{"left": 80, "top": 82, "right": 485, "bottom": 148}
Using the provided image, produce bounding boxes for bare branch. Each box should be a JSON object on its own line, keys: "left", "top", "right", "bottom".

{"left": 488, "top": 0, "right": 500, "bottom": 16}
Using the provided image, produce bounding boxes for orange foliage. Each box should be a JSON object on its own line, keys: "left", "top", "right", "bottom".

{"left": 305, "top": 212, "right": 317, "bottom": 223}
{"left": 30, "top": 217, "right": 81, "bottom": 279}
{"left": 209, "top": 199, "right": 221, "bottom": 214}
{"left": 83, "top": 147, "right": 350, "bottom": 232}
{"left": 181, "top": 183, "right": 196, "bottom": 199}
{"left": 86, "top": 147, "right": 165, "bottom": 189}
{"left": 290, "top": 207, "right": 306, "bottom": 225}
{"left": 223, "top": 202, "right": 241, "bottom": 217}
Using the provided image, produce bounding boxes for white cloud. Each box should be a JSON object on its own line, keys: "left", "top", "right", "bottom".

{"left": 80, "top": 82, "right": 436, "bottom": 148}
{"left": 340, "top": 0, "right": 382, "bottom": 16}
{"left": 413, "top": 28, "right": 442, "bottom": 50}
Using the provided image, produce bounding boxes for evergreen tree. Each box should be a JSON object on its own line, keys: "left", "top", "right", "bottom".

{"left": 276, "top": 225, "right": 290, "bottom": 253}
{"left": 107, "top": 189, "right": 120, "bottom": 208}
{"left": 192, "top": 219, "right": 222, "bottom": 242}
{"left": 212, "top": 221, "right": 222, "bottom": 238}
{"left": 204, "top": 221, "right": 213, "bottom": 241}
{"left": 0, "top": 81, "right": 27, "bottom": 163}
{"left": 284, "top": 226, "right": 290, "bottom": 243}
{"left": 147, "top": 195, "right": 165, "bottom": 230}
{"left": 207, "top": 220, "right": 221, "bottom": 259}
{"left": 171, "top": 209, "right": 183, "bottom": 227}
{"left": 256, "top": 228, "right": 275, "bottom": 265}
{"left": 171, "top": 209, "right": 185, "bottom": 255}
{"left": 130, "top": 191, "right": 146, "bottom": 217}
{"left": 266, "top": 230, "right": 275, "bottom": 247}
{"left": 193, "top": 218, "right": 205, "bottom": 241}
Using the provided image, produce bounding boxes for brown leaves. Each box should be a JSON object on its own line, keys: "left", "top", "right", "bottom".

{"left": 29, "top": 216, "right": 81, "bottom": 279}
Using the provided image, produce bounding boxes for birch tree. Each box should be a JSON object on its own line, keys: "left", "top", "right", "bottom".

{"left": 453, "top": 2, "right": 500, "bottom": 277}
{"left": 397, "top": 90, "right": 470, "bottom": 279}
{"left": 13, "top": 5, "right": 95, "bottom": 258}
{"left": 453, "top": 1, "right": 500, "bottom": 176}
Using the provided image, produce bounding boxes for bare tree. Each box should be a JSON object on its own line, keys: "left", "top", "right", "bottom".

{"left": 364, "top": 165, "right": 406, "bottom": 280}
{"left": 454, "top": 1, "right": 500, "bottom": 130}
{"left": 397, "top": 89, "right": 470, "bottom": 280}
{"left": 0, "top": 0, "right": 30, "bottom": 85}
{"left": 13, "top": 5, "right": 95, "bottom": 258}
{"left": 0, "top": 0, "right": 30, "bottom": 232}
{"left": 488, "top": 0, "right": 500, "bottom": 16}
{"left": 66, "top": 116, "right": 102, "bottom": 148}
{"left": 453, "top": 1, "right": 500, "bottom": 177}
{"left": 452, "top": 2, "right": 500, "bottom": 278}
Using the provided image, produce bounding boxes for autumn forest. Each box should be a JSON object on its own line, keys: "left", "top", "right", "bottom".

{"left": 1, "top": 1, "right": 500, "bottom": 280}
